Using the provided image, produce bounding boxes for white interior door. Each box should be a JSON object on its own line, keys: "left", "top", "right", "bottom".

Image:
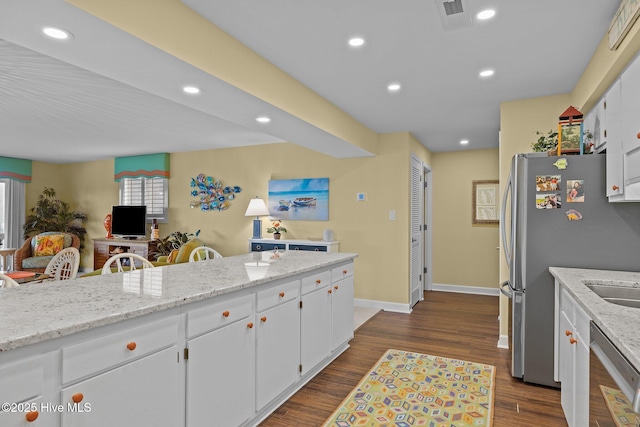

{"left": 423, "top": 165, "right": 432, "bottom": 291}
{"left": 410, "top": 155, "right": 423, "bottom": 307}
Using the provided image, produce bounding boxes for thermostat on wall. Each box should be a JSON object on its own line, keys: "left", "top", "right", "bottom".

{"left": 357, "top": 193, "right": 366, "bottom": 201}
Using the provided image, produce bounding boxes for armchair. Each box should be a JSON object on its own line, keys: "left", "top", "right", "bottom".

{"left": 14, "top": 232, "right": 81, "bottom": 273}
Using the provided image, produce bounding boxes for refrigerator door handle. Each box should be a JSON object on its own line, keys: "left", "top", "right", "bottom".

{"left": 500, "top": 280, "right": 513, "bottom": 298}
{"left": 501, "top": 173, "right": 513, "bottom": 266}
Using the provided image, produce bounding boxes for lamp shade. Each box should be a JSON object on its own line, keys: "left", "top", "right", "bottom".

{"left": 245, "top": 197, "right": 270, "bottom": 217}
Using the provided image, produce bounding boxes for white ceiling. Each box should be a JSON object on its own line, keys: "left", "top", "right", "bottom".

{"left": 0, "top": 0, "right": 621, "bottom": 163}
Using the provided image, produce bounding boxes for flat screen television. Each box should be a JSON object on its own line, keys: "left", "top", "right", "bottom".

{"left": 111, "top": 205, "right": 147, "bottom": 239}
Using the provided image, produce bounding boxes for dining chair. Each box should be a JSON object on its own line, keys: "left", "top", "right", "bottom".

{"left": 44, "top": 247, "right": 80, "bottom": 281}
{"left": 102, "top": 253, "right": 155, "bottom": 274}
{"left": 188, "top": 246, "right": 223, "bottom": 262}
{"left": 0, "top": 273, "right": 20, "bottom": 288}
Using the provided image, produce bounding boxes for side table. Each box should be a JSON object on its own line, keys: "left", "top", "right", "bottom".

{"left": 0, "top": 247, "right": 16, "bottom": 272}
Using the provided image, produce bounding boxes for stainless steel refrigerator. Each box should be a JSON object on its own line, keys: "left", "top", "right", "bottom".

{"left": 501, "top": 152, "right": 640, "bottom": 387}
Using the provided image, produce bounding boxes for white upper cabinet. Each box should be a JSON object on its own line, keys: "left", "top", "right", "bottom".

{"left": 604, "top": 80, "right": 623, "bottom": 198}
{"left": 602, "top": 52, "right": 640, "bottom": 201}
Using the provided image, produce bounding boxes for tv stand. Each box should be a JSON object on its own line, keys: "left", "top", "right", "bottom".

{"left": 93, "top": 238, "right": 151, "bottom": 270}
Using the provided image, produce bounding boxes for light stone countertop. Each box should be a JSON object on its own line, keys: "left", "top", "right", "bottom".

{"left": 0, "top": 251, "right": 357, "bottom": 352}
{"left": 549, "top": 267, "right": 640, "bottom": 370}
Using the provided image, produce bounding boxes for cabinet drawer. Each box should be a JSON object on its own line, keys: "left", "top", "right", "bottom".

{"left": 251, "top": 242, "right": 286, "bottom": 252}
{"left": 332, "top": 263, "right": 354, "bottom": 282}
{"left": 0, "top": 356, "right": 43, "bottom": 404}
{"left": 62, "top": 316, "right": 180, "bottom": 384}
{"left": 289, "top": 244, "right": 327, "bottom": 252}
{"left": 257, "top": 280, "right": 299, "bottom": 312}
{"left": 301, "top": 270, "right": 331, "bottom": 295}
{"left": 188, "top": 294, "right": 254, "bottom": 338}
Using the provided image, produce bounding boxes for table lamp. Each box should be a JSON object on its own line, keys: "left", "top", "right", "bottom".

{"left": 245, "top": 197, "right": 270, "bottom": 239}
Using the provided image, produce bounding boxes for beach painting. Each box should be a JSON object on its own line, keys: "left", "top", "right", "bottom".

{"left": 268, "top": 178, "right": 329, "bottom": 221}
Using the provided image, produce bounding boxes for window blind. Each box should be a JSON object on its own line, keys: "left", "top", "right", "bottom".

{"left": 120, "top": 178, "right": 168, "bottom": 222}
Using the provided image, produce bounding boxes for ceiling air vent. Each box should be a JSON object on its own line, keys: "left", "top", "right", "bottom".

{"left": 443, "top": 0, "right": 463, "bottom": 16}
{"left": 436, "top": 0, "right": 472, "bottom": 31}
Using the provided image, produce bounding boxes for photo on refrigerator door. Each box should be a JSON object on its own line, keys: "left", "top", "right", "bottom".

{"left": 566, "top": 180, "right": 585, "bottom": 202}
{"left": 535, "top": 175, "right": 561, "bottom": 192}
{"left": 536, "top": 194, "right": 562, "bottom": 209}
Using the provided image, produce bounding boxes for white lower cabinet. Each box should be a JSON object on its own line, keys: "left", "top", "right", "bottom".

{"left": 256, "top": 280, "right": 301, "bottom": 411}
{"left": 331, "top": 265, "right": 354, "bottom": 351}
{"left": 186, "top": 294, "right": 255, "bottom": 427}
{"left": 555, "top": 282, "right": 590, "bottom": 427}
{"left": 0, "top": 356, "right": 55, "bottom": 426}
{"left": 300, "top": 275, "right": 331, "bottom": 376}
{"left": 61, "top": 346, "right": 182, "bottom": 427}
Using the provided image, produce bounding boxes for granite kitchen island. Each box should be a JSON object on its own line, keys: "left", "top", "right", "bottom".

{"left": 0, "top": 250, "right": 357, "bottom": 427}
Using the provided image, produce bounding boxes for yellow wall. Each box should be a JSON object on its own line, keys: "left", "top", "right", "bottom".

{"left": 431, "top": 148, "right": 500, "bottom": 288}
{"left": 26, "top": 133, "right": 431, "bottom": 306}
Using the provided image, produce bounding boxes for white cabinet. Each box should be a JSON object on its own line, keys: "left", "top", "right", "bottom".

{"left": 61, "top": 346, "right": 181, "bottom": 427}
{"left": 604, "top": 80, "right": 623, "bottom": 198}
{"left": 554, "top": 282, "right": 590, "bottom": 427}
{"left": 620, "top": 55, "right": 640, "bottom": 200}
{"left": 0, "top": 356, "right": 54, "bottom": 426}
{"left": 621, "top": 55, "right": 640, "bottom": 154}
{"left": 256, "top": 280, "right": 301, "bottom": 411}
{"left": 331, "top": 264, "right": 354, "bottom": 351}
{"left": 300, "top": 271, "right": 332, "bottom": 376}
{"left": 186, "top": 294, "right": 255, "bottom": 427}
{"left": 602, "top": 53, "right": 640, "bottom": 201}
{"left": 60, "top": 316, "right": 182, "bottom": 427}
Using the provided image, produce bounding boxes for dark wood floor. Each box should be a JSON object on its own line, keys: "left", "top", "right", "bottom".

{"left": 260, "top": 291, "right": 567, "bottom": 427}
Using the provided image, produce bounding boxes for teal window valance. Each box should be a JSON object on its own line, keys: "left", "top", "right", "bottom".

{"left": 114, "top": 153, "right": 170, "bottom": 182}
{"left": 0, "top": 156, "right": 32, "bottom": 182}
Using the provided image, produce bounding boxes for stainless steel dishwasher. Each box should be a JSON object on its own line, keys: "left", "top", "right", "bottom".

{"left": 589, "top": 322, "right": 639, "bottom": 426}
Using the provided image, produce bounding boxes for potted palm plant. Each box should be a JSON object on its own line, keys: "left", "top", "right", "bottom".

{"left": 23, "top": 187, "right": 88, "bottom": 250}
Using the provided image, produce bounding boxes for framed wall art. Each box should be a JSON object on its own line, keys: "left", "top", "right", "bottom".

{"left": 472, "top": 180, "right": 499, "bottom": 224}
{"left": 268, "top": 178, "right": 329, "bottom": 221}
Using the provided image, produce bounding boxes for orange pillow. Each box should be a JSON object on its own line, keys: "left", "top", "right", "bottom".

{"left": 33, "top": 234, "right": 65, "bottom": 257}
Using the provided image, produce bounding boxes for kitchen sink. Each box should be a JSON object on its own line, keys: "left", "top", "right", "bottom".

{"left": 585, "top": 282, "right": 640, "bottom": 309}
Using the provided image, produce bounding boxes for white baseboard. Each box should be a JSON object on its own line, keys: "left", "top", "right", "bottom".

{"left": 497, "top": 335, "right": 509, "bottom": 349}
{"left": 431, "top": 283, "right": 500, "bottom": 297}
{"left": 354, "top": 298, "right": 412, "bottom": 314}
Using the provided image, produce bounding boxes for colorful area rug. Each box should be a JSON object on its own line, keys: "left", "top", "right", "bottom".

{"left": 323, "top": 349, "right": 495, "bottom": 427}
{"left": 600, "top": 385, "right": 640, "bottom": 427}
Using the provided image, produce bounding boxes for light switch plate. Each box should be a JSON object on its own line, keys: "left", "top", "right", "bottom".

{"left": 389, "top": 210, "right": 396, "bottom": 220}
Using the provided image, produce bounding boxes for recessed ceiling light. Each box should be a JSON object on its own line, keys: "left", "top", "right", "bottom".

{"left": 42, "top": 27, "right": 73, "bottom": 40}
{"left": 477, "top": 9, "right": 496, "bottom": 20}
{"left": 460, "top": 139, "right": 469, "bottom": 145}
{"left": 479, "top": 69, "right": 495, "bottom": 78}
{"left": 387, "top": 83, "right": 401, "bottom": 92}
{"left": 348, "top": 37, "right": 365, "bottom": 47}
{"left": 256, "top": 116, "right": 271, "bottom": 124}
{"left": 183, "top": 86, "right": 201, "bottom": 94}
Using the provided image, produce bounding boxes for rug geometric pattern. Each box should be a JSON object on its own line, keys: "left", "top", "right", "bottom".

{"left": 600, "top": 385, "right": 640, "bottom": 427}
{"left": 323, "top": 349, "right": 495, "bottom": 427}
